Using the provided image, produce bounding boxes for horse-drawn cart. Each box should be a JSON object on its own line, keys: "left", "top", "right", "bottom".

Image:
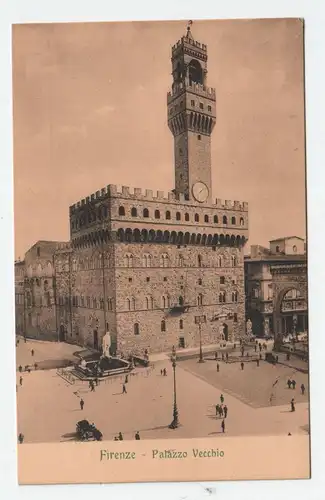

{"left": 76, "top": 420, "right": 103, "bottom": 441}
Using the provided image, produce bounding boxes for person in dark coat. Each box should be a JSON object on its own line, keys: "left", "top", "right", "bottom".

{"left": 254, "top": 345, "right": 257, "bottom": 352}
{"left": 223, "top": 405, "right": 228, "bottom": 418}
{"left": 290, "top": 398, "right": 295, "bottom": 412}
{"left": 220, "top": 394, "right": 224, "bottom": 404}
{"left": 301, "top": 383, "right": 305, "bottom": 395}
{"left": 217, "top": 363, "right": 220, "bottom": 372}
{"left": 215, "top": 404, "right": 220, "bottom": 417}
{"left": 287, "top": 379, "right": 292, "bottom": 389}
{"left": 34, "top": 362, "right": 38, "bottom": 370}
{"left": 125, "top": 374, "right": 129, "bottom": 384}
{"left": 291, "top": 379, "right": 296, "bottom": 390}
{"left": 241, "top": 362, "right": 244, "bottom": 370}
{"left": 31, "top": 349, "right": 34, "bottom": 356}
{"left": 135, "top": 431, "right": 140, "bottom": 440}
{"left": 80, "top": 398, "right": 84, "bottom": 410}
{"left": 18, "top": 365, "right": 22, "bottom": 373}
{"left": 221, "top": 419, "right": 225, "bottom": 433}
{"left": 19, "top": 376, "right": 23, "bottom": 386}
{"left": 226, "top": 353, "right": 229, "bottom": 362}
{"left": 114, "top": 436, "right": 119, "bottom": 441}
{"left": 18, "top": 433, "right": 24, "bottom": 444}
{"left": 122, "top": 384, "right": 127, "bottom": 394}
{"left": 118, "top": 432, "right": 123, "bottom": 440}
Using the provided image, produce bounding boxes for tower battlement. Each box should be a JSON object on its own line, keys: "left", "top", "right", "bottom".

{"left": 70, "top": 183, "right": 248, "bottom": 213}
{"left": 172, "top": 37, "right": 207, "bottom": 55}
{"left": 167, "top": 79, "right": 216, "bottom": 102}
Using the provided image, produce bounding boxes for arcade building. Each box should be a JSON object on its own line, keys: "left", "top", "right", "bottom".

{"left": 15, "top": 26, "right": 249, "bottom": 355}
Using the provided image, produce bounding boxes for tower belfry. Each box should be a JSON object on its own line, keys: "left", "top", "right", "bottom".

{"left": 167, "top": 23, "right": 216, "bottom": 204}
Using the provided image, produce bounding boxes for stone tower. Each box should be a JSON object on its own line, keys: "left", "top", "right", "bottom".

{"left": 167, "top": 25, "right": 216, "bottom": 204}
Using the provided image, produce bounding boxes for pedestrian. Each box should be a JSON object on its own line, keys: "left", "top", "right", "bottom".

{"left": 27, "top": 367, "right": 31, "bottom": 374}
{"left": 91, "top": 382, "right": 95, "bottom": 392}
{"left": 95, "top": 377, "right": 99, "bottom": 386}
{"left": 25, "top": 365, "right": 29, "bottom": 372}
{"left": 125, "top": 374, "right": 129, "bottom": 384}
{"left": 290, "top": 398, "right": 295, "bottom": 412}
{"left": 287, "top": 379, "right": 292, "bottom": 389}
{"left": 18, "top": 365, "right": 22, "bottom": 373}
{"left": 288, "top": 433, "right": 292, "bottom": 436}
{"left": 217, "top": 363, "right": 220, "bottom": 372}
{"left": 16, "top": 384, "right": 18, "bottom": 393}
{"left": 114, "top": 436, "right": 119, "bottom": 441}
{"left": 226, "top": 352, "right": 229, "bottom": 362}
{"left": 135, "top": 431, "right": 140, "bottom": 440}
{"left": 122, "top": 383, "right": 127, "bottom": 394}
{"left": 223, "top": 405, "right": 228, "bottom": 418}
{"left": 256, "top": 359, "right": 260, "bottom": 367}
{"left": 241, "top": 362, "right": 244, "bottom": 371}
{"left": 89, "top": 380, "right": 93, "bottom": 390}
{"left": 269, "top": 393, "right": 274, "bottom": 405}
{"left": 18, "top": 433, "right": 24, "bottom": 444}
{"left": 218, "top": 405, "right": 224, "bottom": 417}
{"left": 160, "top": 369, "right": 163, "bottom": 375}
{"left": 220, "top": 394, "right": 224, "bottom": 404}
{"left": 163, "top": 368, "right": 167, "bottom": 376}
{"left": 80, "top": 398, "right": 84, "bottom": 410}
{"left": 259, "top": 343, "right": 262, "bottom": 351}
{"left": 31, "top": 349, "right": 34, "bottom": 357}
{"left": 34, "top": 362, "right": 38, "bottom": 370}
{"left": 301, "top": 383, "right": 305, "bottom": 395}
{"left": 118, "top": 432, "right": 123, "bottom": 440}
{"left": 215, "top": 404, "right": 220, "bottom": 417}
{"left": 254, "top": 345, "right": 257, "bottom": 352}
{"left": 292, "top": 380, "right": 296, "bottom": 390}
{"left": 19, "top": 376, "right": 23, "bottom": 386}
{"left": 221, "top": 419, "right": 225, "bottom": 433}
{"left": 17, "top": 338, "right": 20, "bottom": 346}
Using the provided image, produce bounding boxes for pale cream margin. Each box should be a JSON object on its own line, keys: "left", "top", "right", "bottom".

{"left": 18, "top": 436, "right": 310, "bottom": 484}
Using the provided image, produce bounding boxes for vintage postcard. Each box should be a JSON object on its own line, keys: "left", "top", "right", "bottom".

{"left": 13, "top": 18, "right": 310, "bottom": 484}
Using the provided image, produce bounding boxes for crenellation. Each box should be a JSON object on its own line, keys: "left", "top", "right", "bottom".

{"left": 91, "top": 194, "right": 95, "bottom": 201}
{"left": 145, "top": 189, "right": 153, "bottom": 199}
{"left": 168, "top": 191, "right": 176, "bottom": 201}
{"left": 122, "top": 186, "right": 130, "bottom": 195}
{"left": 134, "top": 187, "right": 142, "bottom": 196}
{"left": 225, "top": 200, "right": 233, "bottom": 208}
{"left": 156, "top": 190, "right": 165, "bottom": 199}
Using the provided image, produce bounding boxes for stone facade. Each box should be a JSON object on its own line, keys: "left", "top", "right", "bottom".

{"left": 15, "top": 27, "right": 249, "bottom": 354}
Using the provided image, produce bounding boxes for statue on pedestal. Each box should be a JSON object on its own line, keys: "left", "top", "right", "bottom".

{"left": 102, "top": 331, "right": 111, "bottom": 358}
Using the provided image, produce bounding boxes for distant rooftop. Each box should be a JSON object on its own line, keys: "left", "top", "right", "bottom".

{"left": 269, "top": 236, "right": 305, "bottom": 242}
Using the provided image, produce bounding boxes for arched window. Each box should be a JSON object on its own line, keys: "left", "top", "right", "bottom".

{"left": 222, "top": 215, "right": 227, "bottom": 224}
{"left": 198, "top": 254, "right": 202, "bottom": 267}
{"left": 179, "top": 319, "right": 184, "bottom": 330}
{"left": 166, "top": 211, "right": 171, "bottom": 220}
{"left": 155, "top": 210, "right": 160, "bottom": 219}
{"left": 93, "top": 298, "right": 97, "bottom": 309}
{"left": 146, "top": 296, "right": 154, "bottom": 309}
{"left": 240, "top": 217, "right": 244, "bottom": 226}
{"left": 179, "top": 296, "right": 184, "bottom": 306}
{"left": 214, "top": 215, "right": 218, "bottom": 224}
{"left": 143, "top": 253, "right": 152, "bottom": 268}
{"left": 143, "top": 208, "right": 149, "bottom": 218}
{"left": 161, "top": 320, "right": 166, "bottom": 332}
{"left": 185, "top": 213, "right": 190, "bottom": 221}
{"left": 276, "top": 246, "right": 280, "bottom": 253}
{"left": 231, "top": 216, "right": 236, "bottom": 225}
{"left": 219, "top": 291, "right": 226, "bottom": 303}
{"left": 232, "top": 292, "right": 238, "bottom": 303}
{"left": 72, "top": 259, "right": 77, "bottom": 272}
{"left": 195, "top": 213, "right": 199, "bottom": 222}
{"left": 197, "top": 293, "right": 203, "bottom": 306}
{"left": 118, "top": 206, "right": 125, "bottom": 216}
{"left": 124, "top": 253, "right": 133, "bottom": 268}
{"left": 131, "top": 297, "right": 136, "bottom": 310}
{"left": 176, "top": 212, "right": 181, "bottom": 221}
{"left": 160, "top": 253, "right": 169, "bottom": 267}
{"left": 204, "top": 215, "right": 209, "bottom": 223}
{"left": 126, "top": 298, "right": 131, "bottom": 310}
{"left": 134, "top": 323, "right": 140, "bottom": 335}
{"left": 231, "top": 256, "right": 237, "bottom": 267}
{"left": 220, "top": 276, "right": 225, "bottom": 285}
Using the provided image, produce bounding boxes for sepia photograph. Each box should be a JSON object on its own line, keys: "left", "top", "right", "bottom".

{"left": 12, "top": 18, "right": 309, "bottom": 483}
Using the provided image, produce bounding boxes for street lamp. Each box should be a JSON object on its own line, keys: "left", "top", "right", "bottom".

{"left": 195, "top": 314, "right": 206, "bottom": 363}
{"left": 169, "top": 346, "right": 180, "bottom": 429}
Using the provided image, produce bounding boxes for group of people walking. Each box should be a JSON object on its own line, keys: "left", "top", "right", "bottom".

{"left": 215, "top": 394, "right": 228, "bottom": 433}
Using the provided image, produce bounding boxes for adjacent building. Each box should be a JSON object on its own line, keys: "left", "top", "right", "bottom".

{"left": 245, "top": 236, "right": 308, "bottom": 338}
{"left": 15, "top": 26, "right": 249, "bottom": 355}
